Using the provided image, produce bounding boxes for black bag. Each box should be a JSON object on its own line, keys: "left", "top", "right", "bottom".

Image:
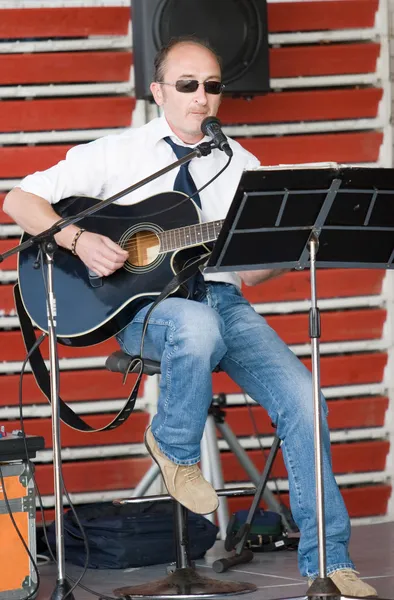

{"left": 45, "top": 501, "right": 219, "bottom": 569}
{"left": 226, "top": 509, "right": 298, "bottom": 552}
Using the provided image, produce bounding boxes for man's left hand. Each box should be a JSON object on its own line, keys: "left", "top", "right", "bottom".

{"left": 238, "top": 268, "right": 290, "bottom": 286}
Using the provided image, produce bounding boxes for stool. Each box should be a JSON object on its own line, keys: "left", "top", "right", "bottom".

{"left": 105, "top": 350, "right": 256, "bottom": 599}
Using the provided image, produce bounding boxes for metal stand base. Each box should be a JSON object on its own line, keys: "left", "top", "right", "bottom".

{"left": 50, "top": 578, "right": 75, "bottom": 600}
{"left": 307, "top": 577, "right": 341, "bottom": 598}
{"left": 306, "top": 577, "right": 392, "bottom": 600}
{"left": 112, "top": 499, "right": 256, "bottom": 599}
{"left": 113, "top": 567, "right": 256, "bottom": 599}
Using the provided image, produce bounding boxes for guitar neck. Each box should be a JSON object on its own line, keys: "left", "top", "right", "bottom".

{"left": 159, "top": 219, "right": 224, "bottom": 252}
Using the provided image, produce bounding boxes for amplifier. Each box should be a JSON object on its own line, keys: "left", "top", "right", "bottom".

{"left": 0, "top": 432, "right": 45, "bottom": 462}
{"left": 0, "top": 461, "right": 38, "bottom": 599}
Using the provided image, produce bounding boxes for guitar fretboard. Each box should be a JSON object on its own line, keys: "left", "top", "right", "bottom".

{"left": 159, "top": 220, "right": 224, "bottom": 252}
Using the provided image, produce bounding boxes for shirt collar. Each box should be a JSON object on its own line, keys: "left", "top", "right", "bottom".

{"left": 152, "top": 114, "right": 211, "bottom": 148}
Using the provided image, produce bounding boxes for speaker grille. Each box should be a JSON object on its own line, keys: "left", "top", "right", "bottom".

{"left": 132, "top": 0, "right": 269, "bottom": 98}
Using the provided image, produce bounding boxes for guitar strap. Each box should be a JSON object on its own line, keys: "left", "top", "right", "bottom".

{"left": 13, "top": 252, "right": 210, "bottom": 433}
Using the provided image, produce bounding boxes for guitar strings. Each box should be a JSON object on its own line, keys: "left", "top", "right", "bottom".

{"left": 121, "top": 236, "right": 217, "bottom": 253}
{"left": 121, "top": 222, "right": 222, "bottom": 243}
{"left": 120, "top": 230, "right": 215, "bottom": 246}
{"left": 119, "top": 223, "right": 222, "bottom": 252}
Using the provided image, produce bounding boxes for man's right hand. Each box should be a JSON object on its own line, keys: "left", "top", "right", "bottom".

{"left": 3, "top": 190, "right": 129, "bottom": 277}
{"left": 73, "top": 231, "right": 129, "bottom": 277}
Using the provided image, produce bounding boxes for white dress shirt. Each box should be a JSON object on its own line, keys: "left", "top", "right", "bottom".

{"left": 19, "top": 116, "right": 260, "bottom": 287}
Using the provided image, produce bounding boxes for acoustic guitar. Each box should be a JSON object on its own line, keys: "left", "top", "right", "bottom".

{"left": 18, "top": 192, "right": 223, "bottom": 347}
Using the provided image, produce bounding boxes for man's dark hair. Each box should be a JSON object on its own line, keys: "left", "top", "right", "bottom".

{"left": 153, "top": 36, "right": 222, "bottom": 82}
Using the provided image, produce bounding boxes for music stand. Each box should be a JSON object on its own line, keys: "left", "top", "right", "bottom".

{"left": 205, "top": 165, "right": 394, "bottom": 600}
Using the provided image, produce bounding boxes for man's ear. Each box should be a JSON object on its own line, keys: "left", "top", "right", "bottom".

{"left": 150, "top": 82, "right": 163, "bottom": 106}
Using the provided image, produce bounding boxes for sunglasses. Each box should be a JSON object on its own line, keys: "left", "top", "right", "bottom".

{"left": 158, "top": 79, "right": 225, "bottom": 95}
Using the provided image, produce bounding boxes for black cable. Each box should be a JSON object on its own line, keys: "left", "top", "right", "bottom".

{"left": 192, "top": 152, "right": 232, "bottom": 199}
{"left": 16, "top": 322, "right": 117, "bottom": 600}
{"left": 15, "top": 329, "right": 88, "bottom": 600}
{"left": 37, "top": 252, "right": 124, "bottom": 598}
{"left": 121, "top": 154, "right": 233, "bottom": 410}
{"left": 140, "top": 151, "right": 233, "bottom": 219}
{"left": 35, "top": 485, "right": 118, "bottom": 600}
{"left": 15, "top": 307, "right": 111, "bottom": 600}
{"left": 31, "top": 456, "right": 118, "bottom": 600}
{"left": 155, "top": 105, "right": 234, "bottom": 190}
{"left": 3, "top": 257, "right": 90, "bottom": 600}
{"left": 0, "top": 332, "right": 47, "bottom": 600}
{"left": 38, "top": 251, "right": 90, "bottom": 600}
{"left": 0, "top": 465, "right": 40, "bottom": 600}
{"left": 136, "top": 153, "right": 233, "bottom": 354}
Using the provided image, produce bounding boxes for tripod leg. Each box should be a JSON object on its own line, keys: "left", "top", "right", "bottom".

{"left": 212, "top": 435, "right": 283, "bottom": 573}
{"left": 233, "top": 435, "right": 281, "bottom": 552}
{"left": 200, "top": 428, "right": 215, "bottom": 526}
{"left": 201, "top": 415, "right": 229, "bottom": 538}
{"left": 216, "top": 421, "right": 293, "bottom": 532}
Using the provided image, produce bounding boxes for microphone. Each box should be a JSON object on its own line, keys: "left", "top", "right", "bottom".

{"left": 201, "top": 116, "right": 233, "bottom": 157}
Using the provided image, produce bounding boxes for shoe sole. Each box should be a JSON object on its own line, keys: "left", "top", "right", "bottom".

{"left": 144, "top": 427, "right": 219, "bottom": 515}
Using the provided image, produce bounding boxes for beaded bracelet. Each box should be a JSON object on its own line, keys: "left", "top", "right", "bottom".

{"left": 71, "top": 228, "right": 86, "bottom": 255}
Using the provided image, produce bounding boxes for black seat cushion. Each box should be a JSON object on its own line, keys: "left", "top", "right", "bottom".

{"left": 105, "top": 351, "right": 161, "bottom": 376}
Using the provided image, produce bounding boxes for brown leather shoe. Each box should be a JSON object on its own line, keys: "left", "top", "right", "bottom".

{"left": 308, "top": 569, "right": 377, "bottom": 597}
{"left": 144, "top": 426, "right": 219, "bottom": 515}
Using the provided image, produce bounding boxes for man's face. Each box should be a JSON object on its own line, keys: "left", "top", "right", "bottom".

{"left": 150, "top": 43, "right": 222, "bottom": 144}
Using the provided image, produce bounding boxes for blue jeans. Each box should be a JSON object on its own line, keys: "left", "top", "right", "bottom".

{"left": 117, "top": 282, "right": 354, "bottom": 578}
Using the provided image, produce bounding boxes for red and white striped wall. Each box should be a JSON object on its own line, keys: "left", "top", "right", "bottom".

{"left": 0, "top": 0, "right": 393, "bottom": 524}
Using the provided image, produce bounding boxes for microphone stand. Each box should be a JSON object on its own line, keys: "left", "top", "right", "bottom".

{"left": 0, "top": 140, "right": 215, "bottom": 600}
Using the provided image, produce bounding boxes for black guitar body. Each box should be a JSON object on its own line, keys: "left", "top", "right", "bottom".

{"left": 18, "top": 192, "right": 202, "bottom": 346}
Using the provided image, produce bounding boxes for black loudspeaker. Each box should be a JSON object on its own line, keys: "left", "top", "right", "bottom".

{"left": 131, "top": 0, "right": 270, "bottom": 100}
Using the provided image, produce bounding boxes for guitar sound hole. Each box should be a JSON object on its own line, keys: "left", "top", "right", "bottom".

{"left": 125, "top": 229, "right": 160, "bottom": 268}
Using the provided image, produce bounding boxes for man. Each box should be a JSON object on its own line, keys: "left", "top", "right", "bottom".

{"left": 3, "top": 37, "right": 377, "bottom": 596}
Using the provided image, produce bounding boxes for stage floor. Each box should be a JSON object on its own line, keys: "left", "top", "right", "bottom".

{"left": 36, "top": 521, "right": 394, "bottom": 599}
